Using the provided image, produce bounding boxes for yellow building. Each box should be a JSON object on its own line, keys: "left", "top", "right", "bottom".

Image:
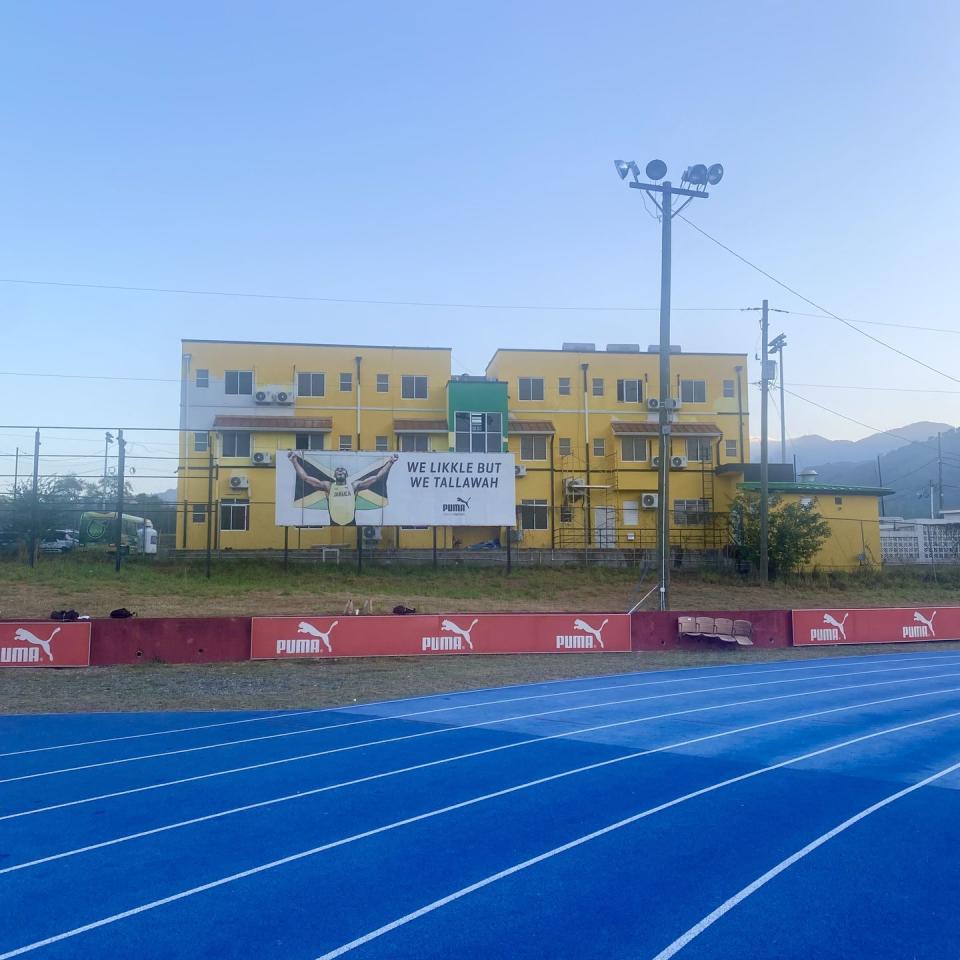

{"left": 177, "top": 339, "right": 454, "bottom": 552}
{"left": 486, "top": 343, "right": 750, "bottom": 553}
{"left": 175, "top": 338, "right": 887, "bottom": 569}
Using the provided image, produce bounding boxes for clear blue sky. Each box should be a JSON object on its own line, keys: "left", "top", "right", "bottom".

{"left": 2, "top": 1, "right": 958, "bottom": 489}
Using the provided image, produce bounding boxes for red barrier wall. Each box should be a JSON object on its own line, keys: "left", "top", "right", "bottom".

{"left": 0, "top": 621, "right": 91, "bottom": 667}
{"left": 89, "top": 617, "right": 251, "bottom": 665}
{"left": 793, "top": 606, "right": 960, "bottom": 646}
{"left": 252, "top": 613, "right": 630, "bottom": 659}
{"left": 630, "top": 609, "right": 793, "bottom": 650}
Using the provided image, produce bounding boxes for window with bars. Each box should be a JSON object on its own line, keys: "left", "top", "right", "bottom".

{"left": 519, "top": 499, "right": 549, "bottom": 530}
{"left": 518, "top": 377, "right": 544, "bottom": 401}
{"left": 674, "top": 499, "right": 711, "bottom": 526}
{"left": 297, "top": 372, "right": 325, "bottom": 397}
{"left": 294, "top": 433, "right": 325, "bottom": 451}
{"left": 454, "top": 412, "right": 502, "bottom": 452}
{"left": 224, "top": 370, "right": 253, "bottom": 395}
{"left": 620, "top": 436, "right": 648, "bottom": 461}
{"left": 616, "top": 379, "right": 643, "bottom": 403}
{"left": 220, "top": 499, "right": 249, "bottom": 531}
{"left": 686, "top": 437, "right": 712, "bottom": 462}
{"left": 220, "top": 431, "right": 251, "bottom": 458}
{"left": 399, "top": 434, "right": 430, "bottom": 452}
{"left": 520, "top": 435, "right": 547, "bottom": 461}
{"left": 680, "top": 379, "right": 706, "bottom": 403}
{"left": 401, "top": 375, "right": 428, "bottom": 399}
{"left": 592, "top": 378, "right": 604, "bottom": 397}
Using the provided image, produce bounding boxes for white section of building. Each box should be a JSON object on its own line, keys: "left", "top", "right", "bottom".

{"left": 880, "top": 517, "right": 960, "bottom": 565}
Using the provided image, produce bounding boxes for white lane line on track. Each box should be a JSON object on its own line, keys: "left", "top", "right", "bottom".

{"left": 3, "top": 683, "right": 959, "bottom": 878}
{"left": 649, "top": 758, "right": 960, "bottom": 960}
{"left": 313, "top": 720, "right": 960, "bottom": 960}
{"left": 4, "top": 699, "right": 959, "bottom": 960}
{"left": 2, "top": 660, "right": 957, "bottom": 787}
{"left": 4, "top": 670, "right": 959, "bottom": 824}
{"left": 3, "top": 651, "right": 958, "bottom": 759}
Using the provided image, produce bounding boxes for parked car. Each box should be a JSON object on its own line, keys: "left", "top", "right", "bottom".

{"left": 40, "top": 529, "right": 80, "bottom": 553}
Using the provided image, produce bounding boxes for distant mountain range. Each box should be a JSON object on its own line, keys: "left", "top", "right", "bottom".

{"left": 752, "top": 421, "right": 959, "bottom": 519}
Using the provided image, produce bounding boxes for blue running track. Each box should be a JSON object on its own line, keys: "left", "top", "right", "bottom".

{"left": 2, "top": 650, "right": 959, "bottom": 959}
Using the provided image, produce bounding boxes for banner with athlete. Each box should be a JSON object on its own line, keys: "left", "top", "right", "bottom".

{"left": 275, "top": 451, "right": 517, "bottom": 527}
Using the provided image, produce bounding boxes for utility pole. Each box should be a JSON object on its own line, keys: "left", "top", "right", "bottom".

{"left": 938, "top": 432, "right": 944, "bottom": 518}
{"left": 616, "top": 158, "right": 724, "bottom": 609}
{"left": 877, "top": 455, "right": 885, "bottom": 517}
{"left": 769, "top": 334, "right": 787, "bottom": 464}
{"left": 759, "top": 301, "right": 770, "bottom": 582}
{"left": 102, "top": 432, "right": 114, "bottom": 510}
{"left": 29, "top": 430, "right": 40, "bottom": 568}
{"left": 114, "top": 430, "right": 125, "bottom": 572}
{"left": 12, "top": 447, "right": 19, "bottom": 500}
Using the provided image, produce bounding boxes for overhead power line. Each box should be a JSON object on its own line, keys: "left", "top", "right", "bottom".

{"left": 677, "top": 214, "right": 960, "bottom": 385}
{"left": 0, "top": 276, "right": 957, "bottom": 334}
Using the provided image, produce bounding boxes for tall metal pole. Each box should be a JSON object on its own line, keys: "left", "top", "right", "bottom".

{"left": 205, "top": 443, "right": 214, "bottom": 579}
{"left": 114, "top": 430, "right": 125, "bottom": 572}
{"left": 759, "top": 300, "right": 770, "bottom": 582}
{"left": 735, "top": 366, "right": 745, "bottom": 465}
{"left": 938, "top": 432, "right": 944, "bottom": 518}
{"left": 12, "top": 447, "right": 19, "bottom": 500}
{"left": 29, "top": 429, "right": 40, "bottom": 568}
{"left": 877, "top": 455, "right": 885, "bottom": 517}
{"left": 778, "top": 343, "right": 786, "bottom": 464}
{"left": 657, "top": 184, "right": 672, "bottom": 610}
{"left": 102, "top": 433, "right": 110, "bottom": 510}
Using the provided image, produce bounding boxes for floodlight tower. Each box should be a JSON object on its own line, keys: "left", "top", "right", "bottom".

{"left": 615, "top": 158, "right": 723, "bottom": 610}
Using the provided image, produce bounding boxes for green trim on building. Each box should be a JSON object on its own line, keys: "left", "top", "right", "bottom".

{"left": 737, "top": 482, "right": 893, "bottom": 496}
{"left": 445, "top": 379, "right": 509, "bottom": 452}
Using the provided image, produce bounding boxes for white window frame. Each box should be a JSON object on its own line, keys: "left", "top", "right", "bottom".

{"left": 616, "top": 379, "right": 643, "bottom": 403}
{"left": 558, "top": 437, "right": 572, "bottom": 457}
{"left": 224, "top": 370, "right": 253, "bottom": 395}
{"left": 399, "top": 434, "right": 430, "bottom": 452}
{"left": 686, "top": 437, "right": 712, "bottom": 462}
{"left": 722, "top": 379, "right": 735, "bottom": 399}
{"left": 220, "top": 431, "right": 251, "bottom": 458}
{"left": 620, "top": 436, "right": 648, "bottom": 462}
{"left": 674, "top": 499, "right": 711, "bottom": 526}
{"left": 725, "top": 439, "right": 738, "bottom": 458}
{"left": 558, "top": 377, "right": 571, "bottom": 396}
{"left": 193, "top": 431, "right": 209, "bottom": 453}
{"left": 520, "top": 435, "right": 547, "bottom": 461}
{"left": 195, "top": 369, "right": 209, "bottom": 388}
{"left": 191, "top": 504, "right": 207, "bottom": 524}
{"left": 339, "top": 435, "right": 353, "bottom": 451}
{"left": 339, "top": 372, "right": 353, "bottom": 392}
{"left": 593, "top": 437, "right": 605, "bottom": 457}
{"left": 401, "top": 375, "right": 428, "bottom": 399}
{"left": 220, "top": 498, "right": 249, "bottom": 531}
{"left": 592, "top": 377, "right": 604, "bottom": 398}
{"left": 297, "top": 372, "right": 325, "bottom": 397}
{"left": 375, "top": 435, "right": 389, "bottom": 452}
{"left": 519, "top": 499, "right": 549, "bottom": 530}
{"left": 518, "top": 377, "right": 544, "bottom": 401}
{"left": 622, "top": 500, "right": 639, "bottom": 527}
{"left": 455, "top": 411, "right": 502, "bottom": 453}
{"left": 376, "top": 373, "right": 389, "bottom": 393}
{"left": 680, "top": 379, "right": 707, "bottom": 403}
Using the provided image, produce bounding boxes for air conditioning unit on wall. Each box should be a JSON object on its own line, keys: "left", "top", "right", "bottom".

{"left": 362, "top": 526, "right": 382, "bottom": 542}
{"left": 273, "top": 390, "right": 294, "bottom": 404}
{"left": 671, "top": 455, "right": 688, "bottom": 469}
{"left": 641, "top": 493, "right": 659, "bottom": 509}
{"left": 515, "top": 464, "right": 527, "bottom": 477}
{"left": 254, "top": 390, "right": 271, "bottom": 404}
{"left": 251, "top": 452, "right": 274, "bottom": 466}
{"left": 229, "top": 474, "right": 249, "bottom": 490}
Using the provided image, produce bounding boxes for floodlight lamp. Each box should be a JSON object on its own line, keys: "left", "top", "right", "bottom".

{"left": 614, "top": 160, "right": 638, "bottom": 180}
{"left": 707, "top": 163, "right": 724, "bottom": 185}
{"left": 685, "top": 164, "right": 708, "bottom": 186}
{"left": 645, "top": 159, "right": 667, "bottom": 181}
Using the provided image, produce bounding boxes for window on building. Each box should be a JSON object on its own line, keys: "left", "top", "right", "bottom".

{"left": 375, "top": 435, "right": 389, "bottom": 452}
{"left": 225, "top": 370, "right": 253, "bottom": 395}
{"left": 559, "top": 504, "right": 573, "bottom": 523}
{"left": 193, "top": 431, "right": 209, "bottom": 453}
{"left": 680, "top": 379, "right": 707, "bottom": 403}
{"left": 376, "top": 373, "right": 389, "bottom": 393}
{"left": 558, "top": 377, "right": 571, "bottom": 396}
{"left": 674, "top": 499, "right": 711, "bottom": 526}
{"left": 221, "top": 431, "right": 251, "bottom": 458}
{"left": 191, "top": 504, "right": 207, "bottom": 524}
{"left": 297, "top": 372, "right": 325, "bottom": 397}
{"left": 294, "top": 433, "right": 325, "bottom": 451}
{"left": 623, "top": 500, "right": 639, "bottom": 527}
{"left": 592, "top": 377, "right": 604, "bottom": 397}
{"left": 616, "top": 379, "right": 643, "bottom": 403}
{"left": 401, "top": 375, "right": 428, "bottom": 399}
{"left": 339, "top": 372, "right": 352, "bottom": 392}
{"left": 195, "top": 369, "right": 209, "bottom": 388}
{"left": 593, "top": 438, "right": 605, "bottom": 457}
{"left": 455, "top": 412, "right": 502, "bottom": 453}
{"left": 399, "top": 434, "right": 430, "bottom": 452}
{"left": 725, "top": 439, "right": 738, "bottom": 458}
{"left": 686, "top": 438, "right": 712, "bottom": 462}
{"left": 558, "top": 437, "right": 572, "bottom": 457}
{"left": 520, "top": 435, "right": 547, "bottom": 461}
{"left": 835, "top": 496, "right": 844, "bottom": 505}
{"left": 519, "top": 499, "right": 548, "bottom": 530}
{"left": 339, "top": 435, "right": 353, "bottom": 451}
{"left": 722, "top": 379, "right": 735, "bottom": 399}
{"left": 518, "top": 377, "right": 544, "bottom": 401}
{"left": 220, "top": 498, "right": 249, "bottom": 531}
{"left": 620, "top": 436, "right": 648, "bottom": 461}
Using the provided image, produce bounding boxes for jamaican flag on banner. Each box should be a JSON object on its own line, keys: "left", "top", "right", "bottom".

{"left": 291, "top": 453, "right": 394, "bottom": 526}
